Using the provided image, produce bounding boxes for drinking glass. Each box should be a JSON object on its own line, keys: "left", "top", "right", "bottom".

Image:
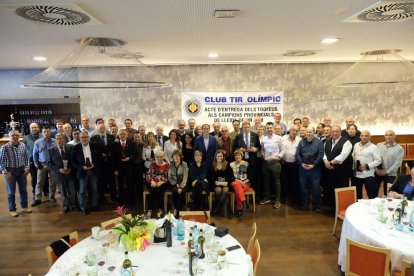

{"left": 86, "top": 247, "right": 97, "bottom": 266}
{"left": 401, "top": 214, "right": 410, "bottom": 231}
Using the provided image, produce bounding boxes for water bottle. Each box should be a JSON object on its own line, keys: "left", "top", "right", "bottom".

{"left": 192, "top": 225, "right": 200, "bottom": 254}
{"left": 177, "top": 216, "right": 185, "bottom": 241}
{"left": 409, "top": 210, "right": 414, "bottom": 232}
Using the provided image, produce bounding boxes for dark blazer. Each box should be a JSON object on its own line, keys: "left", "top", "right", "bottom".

{"left": 194, "top": 135, "right": 218, "bottom": 165}
{"left": 390, "top": 174, "right": 414, "bottom": 200}
{"left": 155, "top": 135, "right": 168, "bottom": 149}
{"left": 233, "top": 132, "right": 261, "bottom": 160}
{"left": 210, "top": 131, "right": 222, "bottom": 139}
{"left": 72, "top": 142, "right": 103, "bottom": 179}
{"left": 90, "top": 133, "right": 115, "bottom": 155}
{"left": 48, "top": 144, "right": 74, "bottom": 176}
{"left": 111, "top": 140, "right": 137, "bottom": 172}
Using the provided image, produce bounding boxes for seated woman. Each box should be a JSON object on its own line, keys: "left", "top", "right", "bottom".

{"left": 164, "top": 129, "right": 182, "bottom": 163}
{"left": 188, "top": 150, "right": 209, "bottom": 210}
{"left": 168, "top": 150, "right": 188, "bottom": 216}
{"left": 146, "top": 150, "right": 170, "bottom": 218}
{"left": 388, "top": 166, "right": 414, "bottom": 200}
{"left": 208, "top": 149, "right": 234, "bottom": 216}
{"left": 142, "top": 132, "right": 161, "bottom": 172}
{"left": 230, "top": 150, "right": 252, "bottom": 217}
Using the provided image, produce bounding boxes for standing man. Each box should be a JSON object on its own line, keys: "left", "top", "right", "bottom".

{"left": 72, "top": 131, "right": 102, "bottom": 214}
{"left": 352, "top": 130, "right": 382, "bottom": 199}
{"left": 23, "top": 122, "right": 41, "bottom": 199}
{"left": 186, "top": 118, "right": 197, "bottom": 137}
{"left": 341, "top": 117, "right": 361, "bottom": 138}
{"left": 210, "top": 122, "right": 222, "bottom": 140}
{"left": 48, "top": 133, "right": 77, "bottom": 213}
{"left": 124, "top": 119, "right": 136, "bottom": 140}
{"left": 52, "top": 119, "right": 66, "bottom": 141}
{"left": 138, "top": 125, "right": 147, "bottom": 143}
{"left": 80, "top": 116, "right": 95, "bottom": 134}
{"left": 323, "top": 125, "right": 353, "bottom": 211}
{"left": 260, "top": 123, "right": 285, "bottom": 208}
{"left": 112, "top": 129, "right": 137, "bottom": 205}
{"left": 32, "top": 126, "right": 57, "bottom": 206}
{"left": 68, "top": 128, "right": 81, "bottom": 145}
{"left": 301, "top": 117, "right": 310, "bottom": 128}
{"left": 323, "top": 116, "right": 332, "bottom": 128}
{"left": 375, "top": 130, "right": 404, "bottom": 196}
{"left": 177, "top": 120, "right": 186, "bottom": 141}
{"left": 296, "top": 127, "right": 324, "bottom": 212}
{"left": 281, "top": 125, "right": 301, "bottom": 206}
{"left": 251, "top": 116, "right": 264, "bottom": 133}
{"left": 229, "top": 119, "right": 241, "bottom": 139}
{"left": 0, "top": 130, "right": 32, "bottom": 217}
{"left": 217, "top": 126, "right": 234, "bottom": 162}
{"left": 155, "top": 125, "right": 168, "bottom": 150}
{"left": 90, "top": 124, "right": 116, "bottom": 203}
{"left": 273, "top": 112, "right": 287, "bottom": 135}
{"left": 194, "top": 124, "right": 218, "bottom": 166}
{"left": 62, "top": 123, "right": 73, "bottom": 142}
{"left": 233, "top": 121, "right": 260, "bottom": 192}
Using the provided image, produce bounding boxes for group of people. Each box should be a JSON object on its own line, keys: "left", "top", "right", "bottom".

{"left": 1, "top": 113, "right": 412, "bottom": 219}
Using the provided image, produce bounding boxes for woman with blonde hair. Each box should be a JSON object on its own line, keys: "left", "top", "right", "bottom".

{"left": 142, "top": 131, "right": 161, "bottom": 170}
{"left": 230, "top": 150, "right": 252, "bottom": 217}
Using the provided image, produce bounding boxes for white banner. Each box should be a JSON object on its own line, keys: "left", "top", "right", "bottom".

{"left": 181, "top": 91, "right": 283, "bottom": 126}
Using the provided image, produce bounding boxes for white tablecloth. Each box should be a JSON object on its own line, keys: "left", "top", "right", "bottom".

{"left": 338, "top": 200, "right": 414, "bottom": 272}
{"left": 47, "top": 221, "right": 252, "bottom": 276}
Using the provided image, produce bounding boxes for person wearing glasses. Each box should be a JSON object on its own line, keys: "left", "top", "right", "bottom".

{"left": 146, "top": 150, "right": 170, "bottom": 218}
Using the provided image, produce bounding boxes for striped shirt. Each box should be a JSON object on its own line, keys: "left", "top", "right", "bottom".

{"left": 0, "top": 142, "right": 30, "bottom": 174}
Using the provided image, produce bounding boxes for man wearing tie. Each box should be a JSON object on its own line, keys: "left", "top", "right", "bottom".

{"left": 48, "top": 134, "right": 77, "bottom": 213}
{"left": 233, "top": 121, "right": 260, "bottom": 192}
{"left": 112, "top": 129, "right": 137, "bottom": 205}
{"left": 194, "top": 124, "right": 218, "bottom": 166}
{"left": 90, "top": 124, "right": 116, "bottom": 203}
{"left": 155, "top": 125, "right": 168, "bottom": 150}
{"left": 72, "top": 131, "right": 102, "bottom": 214}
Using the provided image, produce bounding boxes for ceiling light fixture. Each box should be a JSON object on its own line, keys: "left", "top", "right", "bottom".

{"left": 321, "top": 38, "right": 339, "bottom": 44}
{"left": 214, "top": 10, "right": 240, "bottom": 18}
{"left": 31, "top": 56, "right": 47, "bottom": 61}
{"left": 21, "top": 37, "right": 171, "bottom": 89}
{"left": 208, "top": 52, "right": 219, "bottom": 58}
{"left": 329, "top": 49, "right": 414, "bottom": 87}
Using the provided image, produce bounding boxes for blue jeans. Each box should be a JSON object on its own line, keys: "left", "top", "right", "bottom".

{"left": 298, "top": 166, "right": 321, "bottom": 209}
{"left": 4, "top": 167, "right": 28, "bottom": 211}
{"left": 79, "top": 170, "right": 98, "bottom": 211}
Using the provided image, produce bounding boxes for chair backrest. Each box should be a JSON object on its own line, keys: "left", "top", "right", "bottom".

{"left": 346, "top": 238, "right": 391, "bottom": 276}
{"left": 406, "top": 143, "right": 414, "bottom": 157}
{"left": 405, "top": 163, "right": 411, "bottom": 175}
{"left": 252, "top": 239, "right": 261, "bottom": 276}
{"left": 45, "top": 231, "right": 79, "bottom": 266}
{"left": 335, "top": 187, "right": 357, "bottom": 214}
{"left": 386, "top": 183, "right": 393, "bottom": 194}
{"left": 400, "top": 259, "right": 412, "bottom": 276}
{"left": 247, "top": 222, "right": 257, "bottom": 258}
{"left": 100, "top": 214, "right": 132, "bottom": 230}
{"left": 180, "top": 211, "right": 210, "bottom": 224}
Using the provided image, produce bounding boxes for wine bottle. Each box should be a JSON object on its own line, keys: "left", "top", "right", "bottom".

{"left": 198, "top": 229, "right": 205, "bottom": 259}
{"left": 356, "top": 160, "right": 362, "bottom": 172}
{"left": 188, "top": 233, "right": 193, "bottom": 256}
{"left": 122, "top": 251, "right": 132, "bottom": 271}
{"left": 166, "top": 212, "right": 172, "bottom": 247}
{"left": 85, "top": 157, "right": 93, "bottom": 168}
{"left": 188, "top": 238, "right": 196, "bottom": 276}
{"left": 401, "top": 197, "right": 408, "bottom": 216}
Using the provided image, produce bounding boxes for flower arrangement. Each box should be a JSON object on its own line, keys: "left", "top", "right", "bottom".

{"left": 112, "top": 206, "right": 156, "bottom": 251}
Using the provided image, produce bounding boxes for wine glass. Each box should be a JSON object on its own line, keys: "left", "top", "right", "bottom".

{"left": 401, "top": 214, "right": 410, "bottom": 231}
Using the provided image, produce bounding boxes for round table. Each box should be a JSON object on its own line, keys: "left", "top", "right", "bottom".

{"left": 338, "top": 199, "right": 414, "bottom": 272}
{"left": 46, "top": 220, "right": 252, "bottom": 276}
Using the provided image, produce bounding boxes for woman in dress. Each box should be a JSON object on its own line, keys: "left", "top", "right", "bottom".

{"left": 230, "top": 150, "right": 252, "bottom": 217}
{"left": 182, "top": 133, "right": 194, "bottom": 165}
{"left": 168, "top": 150, "right": 188, "bottom": 216}
{"left": 146, "top": 150, "right": 170, "bottom": 218}
{"left": 163, "top": 129, "right": 182, "bottom": 163}
{"left": 188, "top": 150, "right": 209, "bottom": 210}
{"left": 208, "top": 149, "right": 234, "bottom": 215}
{"left": 142, "top": 131, "right": 161, "bottom": 171}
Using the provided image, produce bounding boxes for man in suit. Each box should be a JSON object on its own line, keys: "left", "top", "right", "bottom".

{"left": 90, "top": 124, "right": 116, "bottom": 203}
{"left": 112, "top": 129, "right": 138, "bottom": 205}
{"left": 72, "top": 130, "right": 102, "bottom": 214}
{"left": 124, "top": 119, "right": 136, "bottom": 140}
{"left": 185, "top": 118, "right": 197, "bottom": 137}
{"left": 155, "top": 125, "right": 168, "bottom": 150}
{"left": 210, "top": 122, "right": 222, "bottom": 140}
{"left": 218, "top": 125, "right": 234, "bottom": 162}
{"left": 48, "top": 133, "right": 77, "bottom": 213}
{"left": 233, "top": 121, "right": 261, "bottom": 192}
{"left": 194, "top": 124, "right": 218, "bottom": 166}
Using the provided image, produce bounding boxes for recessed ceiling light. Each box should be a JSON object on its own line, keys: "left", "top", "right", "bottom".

{"left": 32, "top": 56, "right": 47, "bottom": 61}
{"left": 208, "top": 53, "right": 219, "bottom": 58}
{"left": 321, "top": 38, "right": 339, "bottom": 44}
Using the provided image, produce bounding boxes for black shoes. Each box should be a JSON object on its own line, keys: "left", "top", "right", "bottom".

{"left": 259, "top": 199, "right": 271, "bottom": 205}
{"left": 63, "top": 207, "right": 71, "bottom": 213}
{"left": 234, "top": 210, "right": 243, "bottom": 217}
{"left": 81, "top": 209, "right": 89, "bottom": 215}
{"left": 31, "top": 200, "right": 41, "bottom": 207}
{"left": 242, "top": 201, "right": 250, "bottom": 210}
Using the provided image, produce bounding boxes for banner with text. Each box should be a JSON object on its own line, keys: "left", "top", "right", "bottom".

{"left": 181, "top": 91, "right": 283, "bottom": 126}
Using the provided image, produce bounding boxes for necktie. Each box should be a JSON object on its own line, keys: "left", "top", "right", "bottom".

{"left": 60, "top": 146, "right": 65, "bottom": 156}
{"left": 101, "top": 135, "right": 106, "bottom": 146}
{"left": 244, "top": 134, "right": 250, "bottom": 159}
{"left": 121, "top": 142, "right": 126, "bottom": 151}
{"left": 157, "top": 136, "right": 162, "bottom": 146}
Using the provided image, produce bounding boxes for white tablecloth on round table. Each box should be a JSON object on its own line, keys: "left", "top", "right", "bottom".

{"left": 338, "top": 200, "right": 414, "bottom": 272}
{"left": 47, "top": 221, "right": 253, "bottom": 276}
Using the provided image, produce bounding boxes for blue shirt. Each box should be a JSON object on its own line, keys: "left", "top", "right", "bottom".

{"left": 0, "top": 142, "right": 30, "bottom": 174}
{"left": 33, "top": 137, "right": 57, "bottom": 165}
{"left": 295, "top": 138, "right": 324, "bottom": 167}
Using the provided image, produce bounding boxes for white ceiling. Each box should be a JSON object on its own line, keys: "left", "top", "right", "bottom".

{"left": 0, "top": 0, "right": 413, "bottom": 69}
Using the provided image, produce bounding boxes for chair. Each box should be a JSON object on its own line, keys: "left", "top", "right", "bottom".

{"left": 386, "top": 183, "right": 393, "bottom": 194}
{"left": 346, "top": 238, "right": 391, "bottom": 276}
{"left": 232, "top": 189, "right": 256, "bottom": 213}
{"left": 393, "top": 260, "right": 412, "bottom": 276}
{"left": 163, "top": 191, "right": 173, "bottom": 212}
{"left": 45, "top": 231, "right": 79, "bottom": 266}
{"left": 180, "top": 210, "right": 211, "bottom": 224}
{"left": 143, "top": 189, "right": 150, "bottom": 211}
{"left": 100, "top": 214, "right": 132, "bottom": 230}
{"left": 332, "top": 186, "right": 357, "bottom": 236}
{"left": 404, "top": 163, "right": 411, "bottom": 175}
{"left": 406, "top": 143, "right": 414, "bottom": 157}
{"left": 252, "top": 239, "right": 261, "bottom": 276}
{"left": 246, "top": 222, "right": 257, "bottom": 258}
{"left": 185, "top": 191, "right": 213, "bottom": 211}
{"left": 399, "top": 143, "right": 407, "bottom": 157}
